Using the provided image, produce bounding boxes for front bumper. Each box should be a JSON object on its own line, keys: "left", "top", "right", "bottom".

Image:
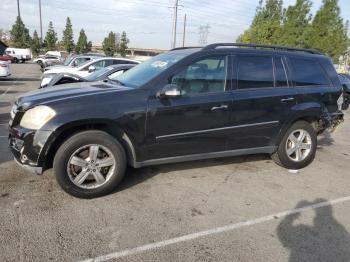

{"left": 8, "top": 125, "right": 54, "bottom": 175}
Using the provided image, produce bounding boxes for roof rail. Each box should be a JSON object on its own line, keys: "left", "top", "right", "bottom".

{"left": 202, "top": 43, "right": 323, "bottom": 55}
{"left": 170, "top": 46, "right": 202, "bottom": 51}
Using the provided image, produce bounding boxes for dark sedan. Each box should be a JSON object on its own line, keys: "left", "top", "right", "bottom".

{"left": 40, "top": 64, "right": 135, "bottom": 88}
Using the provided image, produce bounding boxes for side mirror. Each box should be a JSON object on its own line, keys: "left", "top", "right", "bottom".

{"left": 158, "top": 84, "right": 182, "bottom": 99}
{"left": 88, "top": 65, "right": 96, "bottom": 73}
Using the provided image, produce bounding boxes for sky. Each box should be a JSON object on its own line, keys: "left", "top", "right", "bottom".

{"left": 0, "top": 0, "right": 349, "bottom": 50}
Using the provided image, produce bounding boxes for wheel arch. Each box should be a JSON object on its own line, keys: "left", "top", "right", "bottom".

{"left": 42, "top": 119, "right": 137, "bottom": 170}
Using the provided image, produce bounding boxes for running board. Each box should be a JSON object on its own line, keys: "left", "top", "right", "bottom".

{"left": 133, "top": 146, "right": 276, "bottom": 168}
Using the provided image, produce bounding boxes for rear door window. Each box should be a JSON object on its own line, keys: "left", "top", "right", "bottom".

{"left": 289, "top": 58, "right": 330, "bottom": 86}
{"left": 236, "top": 56, "right": 274, "bottom": 89}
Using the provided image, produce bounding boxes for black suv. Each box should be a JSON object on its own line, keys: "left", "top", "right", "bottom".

{"left": 8, "top": 43, "right": 345, "bottom": 198}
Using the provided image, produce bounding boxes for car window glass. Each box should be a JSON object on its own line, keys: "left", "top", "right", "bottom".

{"left": 108, "top": 70, "right": 125, "bottom": 79}
{"left": 275, "top": 57, "right": 288, "bottom": 87}
{"left": 170, "top": 55, "right": 227, "bottom": 96}
{"left": 290, "top": 58, "right": 330, "bottom": 86}
{"left": 92, "top": 60, "right": 106, "bottom": 70}
{"left": 236, "top": 56, "right": 274, "bottom": 89}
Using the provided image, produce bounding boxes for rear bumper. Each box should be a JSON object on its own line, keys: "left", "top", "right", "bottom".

{"left": 319, "top": 111, "right": 344, "bottom": 133}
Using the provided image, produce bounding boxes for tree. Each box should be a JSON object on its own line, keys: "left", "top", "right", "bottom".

{"left": 0, "top": 29, "right": 11, "bottom": 45}
{"left": 280, "top": 0, "right": 312, "bottom": 47}
{"left": 44, "top": 21, "right": 57, "bottom": 51}
{"left": 306, "top": 0, "right": 348, "bottom": 62}
{"left": 62, "top": 17, "right": 74, "bottom": 53}
{"left": 31, "top": 30, "right": 41, "bottom": 56}
{"left": 75, "top": 29, "right": 90, "bottom": 54}
{"left": 10, "top": 16, "right": 31, "bottom": 48}
{"left": 237, "top": 0, "right": 283, "bottom": 45}
{"left": 119, "top": 31, "right": 129, "bottom": 57}
{"left": 102, "top": 31, "right": 117, "bottom": 56}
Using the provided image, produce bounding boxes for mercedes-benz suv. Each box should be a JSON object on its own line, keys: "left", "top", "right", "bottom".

{"left": 8, "top": 43, "right": 346, "bottom": 198}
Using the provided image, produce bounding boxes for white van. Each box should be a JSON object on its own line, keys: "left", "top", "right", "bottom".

{"left": 5, "top": 48, "right": 32, "bottom": 63}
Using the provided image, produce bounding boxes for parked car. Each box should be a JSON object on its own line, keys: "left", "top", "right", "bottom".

{"left": 40, "top": 64, "right": 135, "bottom": 88}
{"left": 5, "top": 48, "right": 32, "bottom": 63}
{"left": 44, "top": 54, "right": 103, "bottom": 71}
{"left": 42, "top": 57, "right": 139, "bottom": 78}
{"left": 8, "top": 43, "right": 345, "bottom": 198}
{"left": 0, "top": 53, "right": 15, "bottom": 63}
{"left": 0, "top": 61, "right": 11, "bottom": 77}
{"left": 338, "top": 73, "right": 350, "bottom": 110}
{"left": 34, "top": 54, "right": 62, "bottom": 68}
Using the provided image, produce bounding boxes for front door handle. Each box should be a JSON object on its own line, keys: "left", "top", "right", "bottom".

{"left": 281, "top": 97, "right": 295, "bottom": 103}
{"left": 211, "top": 104, "right": 228, "bottom": 111}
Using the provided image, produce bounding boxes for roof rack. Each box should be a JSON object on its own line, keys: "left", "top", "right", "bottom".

{"left": 170, "top": 46, "right": 202, "bottom": 51}
{"left": 202, "top": 43, "right": 323, "bottom": 55}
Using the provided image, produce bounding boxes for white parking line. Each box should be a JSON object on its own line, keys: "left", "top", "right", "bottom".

{"left": 80, "top": 196, "right": 350, "bottom": 262}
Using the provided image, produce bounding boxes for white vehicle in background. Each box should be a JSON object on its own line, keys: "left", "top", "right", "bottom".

{"left": 42, "top": 57, "right": 140, "bottom": 81}
{"left": 0, "top": 61, "right": 11, "bottom": 77}
{"left": 5, "top": 48, "right": 32, "bottom": 63}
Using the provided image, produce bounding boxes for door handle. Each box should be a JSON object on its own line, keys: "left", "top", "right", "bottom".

{"left": 211, "top": 104, "right": 228, "bottom": 111}
{"left": 280, "top": 97, "right": 295, "bottom": 103}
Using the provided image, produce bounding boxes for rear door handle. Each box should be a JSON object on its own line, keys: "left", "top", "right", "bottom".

{"left": 280, "top": 97, "right": 295, "bottom": 103}
{"left": 211, "top": 104, "right": 228, "bottom": 111}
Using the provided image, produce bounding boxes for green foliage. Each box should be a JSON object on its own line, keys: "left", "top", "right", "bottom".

{"left": 10, "top": 16, "right": 31, "bottom": 48}
{"left": 75, "top": 29, "right": 90, "bottom": 54}
{"left": 237, "top": 0, "right": 283, "bottom": 45}
{"left": 31, "top": 30, "right": 41, "bottom": 56}
{"left": 306, "top": 0, "right": 348, "bottom": 61}
{"left": 119, "top": 31, "right": 129, "bottom": 57}
{"left": 280, "top": 0, "right": 312, "bottom": 47}
{"left": 237, "top": 0, "right": 349, "bottom": 62}
{"left": 44, "top": 21, "right": 57, "bottom": 51}
{"left": 62, "top": 17, "right": 74, "bottom": 53}
{"left": 102, "top": 31, "right": 117, "bottom": 56}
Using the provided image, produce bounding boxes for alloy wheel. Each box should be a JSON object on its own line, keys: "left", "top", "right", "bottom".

{"left": 285, "top": 129, "right": 312, "bottom": 162}
{"left": 67, "top": 144, "right": 116, "bottom": 189}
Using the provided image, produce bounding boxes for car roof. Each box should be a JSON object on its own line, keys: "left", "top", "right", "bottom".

{"left": 169, "top": 43, "right": 326, "bottom": 59}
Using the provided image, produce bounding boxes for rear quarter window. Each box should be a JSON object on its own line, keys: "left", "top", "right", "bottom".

{"left": 290, "top": 58, "right": 330, "bottom": 86}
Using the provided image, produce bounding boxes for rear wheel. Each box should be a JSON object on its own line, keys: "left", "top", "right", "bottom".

{"left": 271, "top": 121, "right": 317, "bottom": 169}
{"left": 53, "top": 130, "right": 126, "bottom": 198}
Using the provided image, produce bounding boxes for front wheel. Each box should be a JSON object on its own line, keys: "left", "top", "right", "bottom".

{"left": 271, "top": 121, "right": 317, "bottom": 169}
{"left": 53, "top": 130, "right": 127, "bottom": 198}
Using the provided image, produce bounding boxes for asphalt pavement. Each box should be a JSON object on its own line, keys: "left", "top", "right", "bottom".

{"left": 1, "top": 63, "right": 350, "bottom": 262}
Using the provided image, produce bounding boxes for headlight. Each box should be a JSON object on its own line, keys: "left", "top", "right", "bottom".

{"left": 20, "top": 105, "right": 56, "bottom": 130}
{"left": 41, "top": 76, "right": 53, "bottom": 87}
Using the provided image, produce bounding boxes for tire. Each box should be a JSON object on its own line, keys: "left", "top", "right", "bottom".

{"left": 53, "top": 130, "right": 127, "bottom": 198}
{"left": 271, "top": 121, "right": 317, "bottom": 169}
{"left": 13, "top": 58, "right": 18, "bottom": 63}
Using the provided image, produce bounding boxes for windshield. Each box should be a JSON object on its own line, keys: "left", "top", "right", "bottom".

{"left": 114, "top": 52, "right": 186, "bottom": 87}
{"left": 64, "top": 55, "right": 74, "bottom": 66}
{"left": 85, "top": 66, "right": 112, "bottom": 81}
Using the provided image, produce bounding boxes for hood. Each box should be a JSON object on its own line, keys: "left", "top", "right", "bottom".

{"left": 16, "top": 82, "right": 132, "bottom": 110}
{"left": 44, "top": 66, "right": 75, "bottom": 74}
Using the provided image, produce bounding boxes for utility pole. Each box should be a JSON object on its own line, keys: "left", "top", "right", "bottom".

{"left": 171, "top": 0, "right": 179, "bottom": 49}
{"left": 182, "top": 14, "right": 186, "bottom": 47}
{"left": 17, "top": 0, "right": 21, "bottom": 19}
{"left": 39, "top": 0, "right": 43, "bottom": 43}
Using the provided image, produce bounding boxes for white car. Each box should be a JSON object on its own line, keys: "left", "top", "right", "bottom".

{"left": 0, "top": 61, "right": 10, "bottom": 77}
{"left": 42, "top": 57, "right": 139, "bottom": 80}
